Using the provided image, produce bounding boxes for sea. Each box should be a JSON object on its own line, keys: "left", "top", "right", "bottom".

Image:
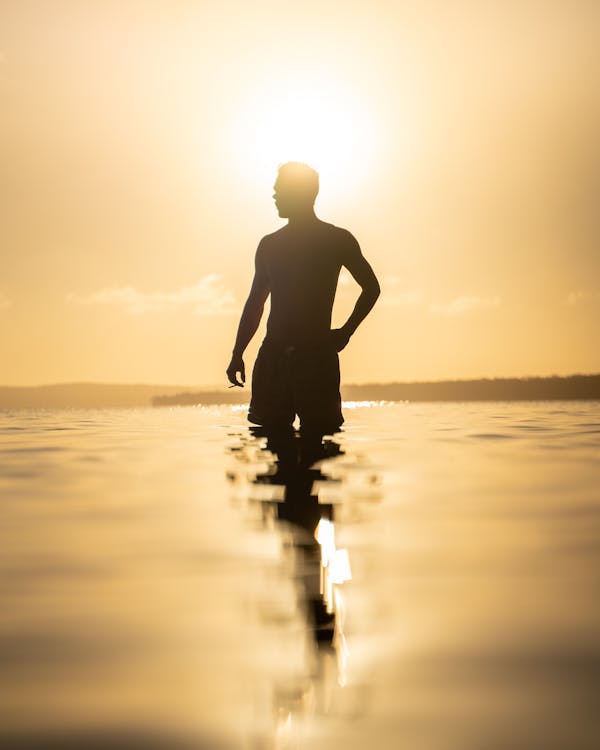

{"left": 1, "top": 401, "right": 599, "bottom": 750}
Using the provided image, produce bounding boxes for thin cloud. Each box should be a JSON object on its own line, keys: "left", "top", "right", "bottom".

{"left": 381, "top": 289, "right": 423, "bottom": 307}
{"left": 566, "top": 290, "right": 600, "bottom": 306}
{"left": 430, "top": 295, "right": 500, "bottom": 316}
{"left": 68, "top": 275, "right": 236, "bottom": 316}
{"left": 378, "top": 275, "right": 423, "bottom": 308}
{"left": 341, "top": 275, "right": 499, "bottom": 315}
{"left": 338, "top": 273, "right": 423, "bottom": 307}
{"left": 0, "top": 292, "right": 12, "bottom": 310}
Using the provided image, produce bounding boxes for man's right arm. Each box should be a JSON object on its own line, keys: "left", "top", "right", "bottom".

{"left": 331, "top": 231, "right": 380, "bottom": 351}
{"left": 226, "top": 243, "right": 270, "bottom": 387}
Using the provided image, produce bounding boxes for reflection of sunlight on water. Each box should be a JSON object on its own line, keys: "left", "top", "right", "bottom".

{"left": 341, "top": 400, "right": 389, "bottom": 409}
{"left": 315, "top": 520, "right": 352, "bottom": 612}
{"left": 232, "top": 401, "right": 390, "bottom": 412}
{"left": 315, "top": 519, "right": 352, "bottom": 688}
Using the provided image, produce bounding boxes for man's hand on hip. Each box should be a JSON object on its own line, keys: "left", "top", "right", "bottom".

{"left": 226, "top": 354, "right": 245, "bottom": 387}
{"left": 330, "top": 328, "right": 351, "bottom": 352}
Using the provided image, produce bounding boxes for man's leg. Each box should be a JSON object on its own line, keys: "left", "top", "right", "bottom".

{"left": 248, "top": 340, "right": 296, "bottom": 429}
{"left": 293, "top": 345, "right": 344, "bottom": 434}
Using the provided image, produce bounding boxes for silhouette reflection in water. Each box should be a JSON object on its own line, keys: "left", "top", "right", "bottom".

{"left": 228, "top": 424, "right": 353, "bottom": 739}
{"left": 249, "top": 426, "right": 351, "bottom": 651}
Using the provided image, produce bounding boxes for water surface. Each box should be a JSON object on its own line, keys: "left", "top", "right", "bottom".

{"left": 1, "top": 402, "right": 599, "bottom": 749}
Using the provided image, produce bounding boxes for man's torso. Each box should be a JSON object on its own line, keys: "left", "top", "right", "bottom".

{"left": 258, "top": 221, "right": 353, "bottom": 346}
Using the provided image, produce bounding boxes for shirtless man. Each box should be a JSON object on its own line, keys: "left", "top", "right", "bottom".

{"left": 226, "top": 162, "right": 380, "bottom": 432}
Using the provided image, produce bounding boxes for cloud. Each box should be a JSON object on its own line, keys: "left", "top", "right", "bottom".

{"left": 341, "top": 274, "right": 500, "bottom": 317}
{"left": 566, "top": 290, "right": 600, "bottom": 306}
{"left": 430, "top": 295, "right": 500, "bottom": 316}
{"left": 382, "top": 289, "right": 423, "bottom": 307}
{"left": 68, "top": 275, "right": 236, "bottom": 316}
{"left": 0, "top": 292, "right": 11, "bottom": 310}
{"left": 342, "top": 274, "right": 502, "bottom": 317}
{"left": 339, "top": 273, "right": 423, "bottom": 308}
{"left": 377, "top": 275, "right": 423, "bottom": 308}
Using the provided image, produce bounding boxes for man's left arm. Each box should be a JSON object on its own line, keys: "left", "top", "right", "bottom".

{"left": 226, "top": 241, "right": 270, "bottom": 386}
{"left": 332, "top": 232, "right": 380, "bottom": 352}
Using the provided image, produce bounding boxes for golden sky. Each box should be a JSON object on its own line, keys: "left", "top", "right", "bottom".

{"left": 1, "top": 1, "right": 599, "bottom": 386}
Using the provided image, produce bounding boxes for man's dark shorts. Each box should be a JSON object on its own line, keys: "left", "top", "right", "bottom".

{"left": 248, "top": 338, "right": 344, "bottom": 432}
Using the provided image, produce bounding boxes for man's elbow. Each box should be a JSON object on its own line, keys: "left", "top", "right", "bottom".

{"left": 368, "top": 278, "right": 381, "bottom": 303}
{"left": 359, "top": 283, "right": 379, "bottom": 310}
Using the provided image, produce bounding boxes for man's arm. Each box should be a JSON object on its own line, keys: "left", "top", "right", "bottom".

{"left": 226, "top": 244, "right": 270, "bottom": 386}
{"left": 332, "top": 233, "right": 380, "bottom": 352}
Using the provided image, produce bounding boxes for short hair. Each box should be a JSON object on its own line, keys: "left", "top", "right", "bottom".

{"left": 277, "top": 162, "right": 319, "bottom": 201}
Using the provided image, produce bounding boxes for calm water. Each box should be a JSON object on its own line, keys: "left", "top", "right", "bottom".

{"left": 1, "top": 402, "right": 599, "bottom": 749}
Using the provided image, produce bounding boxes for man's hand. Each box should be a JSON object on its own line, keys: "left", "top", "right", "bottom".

{"left": 226, "top": 354, "right": 245, "bottom": 387}
{"left": 330, "top": 328, "right": 351, "bottom": 352}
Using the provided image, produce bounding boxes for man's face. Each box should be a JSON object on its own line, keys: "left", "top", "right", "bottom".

{"left": 273, "top": 178, "right": 291, "bottom": 218}
{"left": 272, "top": 177, "right": 312, "bottom": 218}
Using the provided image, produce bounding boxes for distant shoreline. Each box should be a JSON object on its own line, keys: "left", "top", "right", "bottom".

{"left": 0, "top": 374, "right": 599, "bottom": 409}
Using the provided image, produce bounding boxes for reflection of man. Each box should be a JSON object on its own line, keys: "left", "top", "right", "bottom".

{"left": 226, "top": 162, "right": 380, "bottom": 432}
{"left": 248, "top": 427, "right": 342, "bottom": 644}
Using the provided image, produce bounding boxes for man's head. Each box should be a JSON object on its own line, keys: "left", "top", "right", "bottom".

{"left": 273, "top": 162, "right": 319, "bottom": 218}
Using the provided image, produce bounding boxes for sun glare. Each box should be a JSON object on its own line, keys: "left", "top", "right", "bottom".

{"left": 231, "top": 73, "right": 379, "bottom": 196}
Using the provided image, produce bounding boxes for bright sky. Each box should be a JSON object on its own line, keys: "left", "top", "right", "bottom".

{"left": 1, "top": 1, "right": 599, "bottom": 386}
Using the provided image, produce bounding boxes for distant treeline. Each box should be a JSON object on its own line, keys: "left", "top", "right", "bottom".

{"left": 1, "top": 375, "right": 598, "bottom": 409}
{"left": 152, "top": 390, "right": 247, "bottom": 407}
{"left": 0, "top": 383, "right": 192, "bottom": 409}
{"left": 154, "top": 374, "right": 600, "bottom": 406}
{"left": 342, "top": 374, "right": 600, "bottom": 402}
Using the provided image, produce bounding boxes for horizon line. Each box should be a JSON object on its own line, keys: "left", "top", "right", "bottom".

{"left": 1, "top": 372, "right": 599, "bottom": 390}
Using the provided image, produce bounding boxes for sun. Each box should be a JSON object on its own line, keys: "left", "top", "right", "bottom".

{"left": 230, "top": 71, "right": 380, "bottom": 198}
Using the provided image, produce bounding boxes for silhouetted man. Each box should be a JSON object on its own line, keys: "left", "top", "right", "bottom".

{"left": 226, "top": 162, "right": 380, "bottom": 432}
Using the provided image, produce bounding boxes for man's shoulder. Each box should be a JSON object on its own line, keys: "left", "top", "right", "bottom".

{"left": 326, "top": 224, "right": 361, "bottom": 256}
{"left": 327, "top": 224, "right": 357, "bottom": 242}
{"left": 253, "top": 228, "right": 286, "bottom": 261}
{"left": 257, "top": 222, "right": 358, "bottom": 251}
{"left": 311, "top": 221, "right": 353, "bottom": 237}
{"left": 259, "top": 226, "right": 288, "bottom": 245}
